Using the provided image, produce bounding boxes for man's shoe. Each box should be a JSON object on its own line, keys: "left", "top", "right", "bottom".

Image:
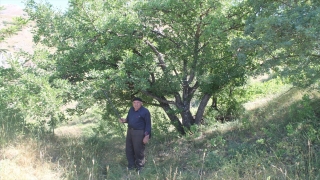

{"left": 136, "top": 167, "right": 143, "bottom": 174}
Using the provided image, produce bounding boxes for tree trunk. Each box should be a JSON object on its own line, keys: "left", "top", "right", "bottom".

{"left": 194, "top": 94, "right": 211, "bottom": 124}
{"left": 159, "top": 101, "right": 186, "bottom": 135}
{"left": 179, "top": 105, "right": 194, "bottom": 128}
{"left": 153, "top": 88, "right": 211, "bottom": 135}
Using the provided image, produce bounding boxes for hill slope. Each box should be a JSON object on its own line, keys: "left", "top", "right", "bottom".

{"left": 0, "top": 5, "right": 34, "bottom": 67}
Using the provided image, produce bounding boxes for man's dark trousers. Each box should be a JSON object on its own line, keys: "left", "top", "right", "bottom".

{"left": 126, "top": 129, "right": 145, "bottom": 169}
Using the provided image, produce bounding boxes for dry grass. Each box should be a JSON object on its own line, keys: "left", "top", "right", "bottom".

{"left": 54, "top": 126, "right": 83, "bottom": 137}
{"left": 0, "top": 139, "right": 61, "bottom": 180}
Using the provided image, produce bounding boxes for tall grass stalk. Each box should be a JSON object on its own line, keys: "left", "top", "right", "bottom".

{"left": 199, "top": 151, "right": 206, "bottom": 180}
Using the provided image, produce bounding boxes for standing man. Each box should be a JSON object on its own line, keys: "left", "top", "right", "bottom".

{"left": 119, "top": 97, "right": 151, "bottom": 172}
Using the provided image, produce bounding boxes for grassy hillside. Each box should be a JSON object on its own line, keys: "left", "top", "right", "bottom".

{"left": 1, "top": 82, "right": 319, "bottom": 180}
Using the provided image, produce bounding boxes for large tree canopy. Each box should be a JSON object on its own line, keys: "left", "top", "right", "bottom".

{"left": 26, "top": 0, "right": 320, "bottom": 135}
{"left": 25, "top": 0, "right": 251, "bottom": 135}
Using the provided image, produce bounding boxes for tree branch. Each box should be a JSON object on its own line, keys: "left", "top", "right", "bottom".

{"left": 132, "top": 48, "right": 143, "bottom": 57}
{"left": 144, "top": 39, "right": 167, "bottom": 71}
{"left": 150, "top": 72, "right": 155, "bottom": 83}
{"left": 151, "top": 29, "right": 181, "bottom": 48}
{"left": 141, "top": 90, "right": 175, "bottom": 104}
{"left": 188, "top": 21, "right": 201, "bottom": 84}
{"left": 311, "top": 54, "right": 320, "bottom": 58}
{"left": 189, "top": 81, "right": 199, "bottom": 95}
{"left": 194, "top": 93, "right": 211, "bottom": 124}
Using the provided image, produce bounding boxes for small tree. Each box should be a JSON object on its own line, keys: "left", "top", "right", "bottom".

{"left": 0, "top": 49, "right": 69, "bottom": 136}
{"left": 1, "top": 6, "right": 66, "bottom": 136}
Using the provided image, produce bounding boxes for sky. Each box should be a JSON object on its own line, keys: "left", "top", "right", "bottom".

{"left": 0, "top": 0, "right": 69, "bottom": 10}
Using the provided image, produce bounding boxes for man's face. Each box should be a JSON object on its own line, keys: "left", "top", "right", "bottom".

{"left": 132, "top": 100, "right": 142, "bottom": 111}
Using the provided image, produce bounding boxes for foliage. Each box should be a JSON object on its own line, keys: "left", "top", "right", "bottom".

{"left": 234, "top": 0, "right": 320, "bottom": 88}
{"left": 24, "top": 0, "right": 254, "bottom": 134}
{"left": 0, "top": 50, "right": 70, "bottom": 139}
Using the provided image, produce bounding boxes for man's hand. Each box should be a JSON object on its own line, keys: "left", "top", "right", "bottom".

{"left": 143, "top": 135, "right": 149, "bottom": 144}
{"left": 119, "top": 118, "right": 126, "bottom": 123}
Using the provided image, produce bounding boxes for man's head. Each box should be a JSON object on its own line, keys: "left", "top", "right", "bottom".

{"left": 132, "top": 97, "right": 143, "bottom": 111}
